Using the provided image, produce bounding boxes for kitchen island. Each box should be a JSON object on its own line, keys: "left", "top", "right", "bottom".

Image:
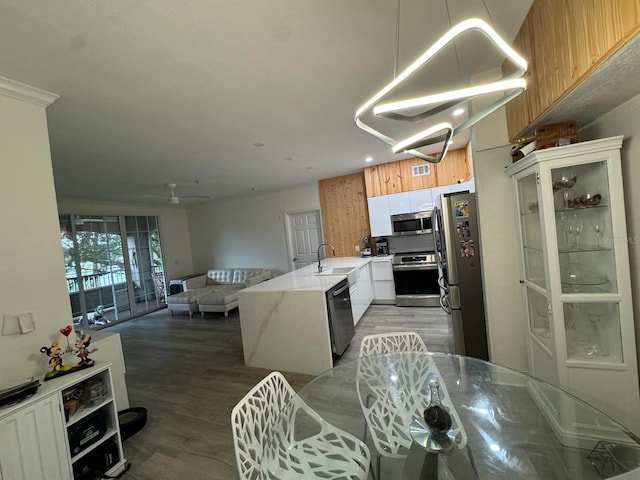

{"left": 238, "top": 257, "right": 373, "bottom": 375}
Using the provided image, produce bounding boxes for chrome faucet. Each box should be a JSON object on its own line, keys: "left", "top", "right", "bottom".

{"left": 317, "top": 243, "right": 336, "bottom": 272}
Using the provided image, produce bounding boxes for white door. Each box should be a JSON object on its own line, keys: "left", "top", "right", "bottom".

{"left": 285, "top": 211, "right": 323, "bottom": 270}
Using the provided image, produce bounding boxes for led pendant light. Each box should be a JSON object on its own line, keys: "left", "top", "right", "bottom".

{"left": 355, "top": 7, "right": 528, "bottom": 163}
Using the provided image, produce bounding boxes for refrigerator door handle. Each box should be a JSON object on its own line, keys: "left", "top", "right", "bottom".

{"left": 448, "top": 285, "right": 461, "bottom": 309}
{"left": 440, "top": 293, "right": 452, "bottom": 314}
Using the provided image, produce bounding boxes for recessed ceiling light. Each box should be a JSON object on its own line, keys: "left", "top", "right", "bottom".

{"left": 365, "top": 156, "right": 373, "bottom": 162}
{"left": 250, "top": 187, "right": 257, "bottom": 191}
{"left": 252, "top": 142, "right": 264, "bottom": 147}
{"left": 452, "top": 108, "right": 465, "bottom": 117}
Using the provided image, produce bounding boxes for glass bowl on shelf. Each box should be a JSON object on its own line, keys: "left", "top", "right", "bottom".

{"left": 561, "top": 262, "right": 608, "bottom": 287}
{"left": 579, "top": 193, "right": 602, "bottom": 207}
{"left": 552, "top": 175, "right": 577, "bottom": 192}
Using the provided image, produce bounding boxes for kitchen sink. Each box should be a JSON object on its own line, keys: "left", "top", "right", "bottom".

{"left": 314, "top": 266, "right": 359, "bottom": 286}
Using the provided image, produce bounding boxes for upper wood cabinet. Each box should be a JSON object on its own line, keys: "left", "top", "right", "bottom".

{"left": 364, "top": 147, "right": 473, "bottom": 198}
{"left": 504, "top": 0, "right": 640, "bottom": 141}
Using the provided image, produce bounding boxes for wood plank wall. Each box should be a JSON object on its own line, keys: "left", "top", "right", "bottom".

{"left": 319, "top": 172, "right": 371, "bottom": 257}
{"left": 504, "top": 0, "right": 640, "bottom": 141}
{"left": 363, "top": 148, "right": 472, "bottom": 197}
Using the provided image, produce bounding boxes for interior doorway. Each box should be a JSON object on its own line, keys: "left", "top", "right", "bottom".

{"left": 284, "top": 210, "right": 323, "bottom": 271}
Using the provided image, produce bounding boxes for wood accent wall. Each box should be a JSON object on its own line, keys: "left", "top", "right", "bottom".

{"left": 504, "top": 0, "right": 640, "bottom": 141}
{"left": 319, "top": 172, "right": 370, "bottom": 257}
{"left": 363, "top": 147, "right": 472, "bottom": 197}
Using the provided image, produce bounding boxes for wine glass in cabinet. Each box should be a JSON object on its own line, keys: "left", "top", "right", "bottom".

{"left": 506, "top": 136, "right": 640, "bottom": 435}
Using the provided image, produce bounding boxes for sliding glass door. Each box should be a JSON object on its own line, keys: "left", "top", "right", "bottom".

{"left": 126, "top": 216, "right": 165, "bottom": 316}
{"left": 60, "top": 214, "right": 165, "bottom": 329}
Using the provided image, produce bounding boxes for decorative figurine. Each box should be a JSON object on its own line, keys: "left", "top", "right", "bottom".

{"left": 39, "top": 341, "right": 72, "bottom": 379}
{"left": 39, "top": 327, "right": 96, "bottom": 381}
{"left": 75, "top": 333, "right": 95, "bottom": 367}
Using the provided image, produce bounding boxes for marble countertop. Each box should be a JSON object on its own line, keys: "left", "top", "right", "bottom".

{"left": 242, "top": 256, "right": 373, "bottom": 293}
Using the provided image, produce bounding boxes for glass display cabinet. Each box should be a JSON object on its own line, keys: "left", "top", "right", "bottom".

{"left": 506, "top": 136, "right": 640, "bottom": 439}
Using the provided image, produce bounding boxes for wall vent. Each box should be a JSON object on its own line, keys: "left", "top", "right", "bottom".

{"left": 412, "top": 164, "right": 431, "bottom": 177}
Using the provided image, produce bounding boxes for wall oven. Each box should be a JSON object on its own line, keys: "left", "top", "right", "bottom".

{"left": 392, "top": 252, "right": 440, "bottom": 307}
{"left": 391, "top": 211, "right": 433, "bottom": 236}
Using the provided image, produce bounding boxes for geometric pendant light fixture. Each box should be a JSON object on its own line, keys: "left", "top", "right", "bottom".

{"left": 355, "top": 18, "right": 528, "bottom": 163}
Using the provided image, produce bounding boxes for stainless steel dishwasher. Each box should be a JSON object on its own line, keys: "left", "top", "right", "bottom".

{"left": 326, "top": 279, "right": 355, "bottom": 355}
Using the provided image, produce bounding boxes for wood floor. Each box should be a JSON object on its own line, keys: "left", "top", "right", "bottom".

{"left": 108, "top": 304, "right": 453, "bottom": 479}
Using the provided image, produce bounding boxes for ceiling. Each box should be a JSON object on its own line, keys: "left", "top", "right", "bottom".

{"left": 0, "top": 0, "right": 532, "bottom": 206}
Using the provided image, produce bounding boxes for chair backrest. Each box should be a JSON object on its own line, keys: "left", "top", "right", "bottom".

{"left": 359, "top": 331, "right": 428, "bottom": 357}
{"left": 231, "top": 372, "right": 296, "bottom": 480}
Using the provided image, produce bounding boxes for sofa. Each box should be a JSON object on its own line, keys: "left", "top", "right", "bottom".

{"left": 166, "top": 268, "right": 271, "bottom": 318}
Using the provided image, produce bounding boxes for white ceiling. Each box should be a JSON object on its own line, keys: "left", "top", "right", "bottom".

{"left": 0, "top": 0, "right": 532, "bottom": 205}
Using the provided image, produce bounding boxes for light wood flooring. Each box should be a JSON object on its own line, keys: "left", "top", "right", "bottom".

{"left": 108, "top": 304, "right": 453, "bottom": 479}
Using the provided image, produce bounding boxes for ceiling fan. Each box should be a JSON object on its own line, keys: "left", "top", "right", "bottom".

{"left": 147, "top": 182, "right": 211, "bottom": 205}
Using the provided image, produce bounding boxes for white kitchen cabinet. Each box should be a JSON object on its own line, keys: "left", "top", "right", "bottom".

{"left": 409, "top": 189, "right": 433, "bottom": 212}
{"left": 429, "top": 185, "right": 452, "bottom": 207}
{"left": 371, "top": 257, "right": 395, "bottom": 304}
{"left": 0, "top": 364, "right": 127, "bottom": 480}
{"left": 367, "top": 196, "right": 392, "bottom": 237}
{"left": 350, "top": 263, "right": 373, "bottom": 325}
{"left": 359, "top": 263, "right": 373, "bottom": 313}
{"left": 506, "top": 136, "right": 640, "bottom": 436}
{"left": 388, "top": 192, "right": 411, "bottom": 215}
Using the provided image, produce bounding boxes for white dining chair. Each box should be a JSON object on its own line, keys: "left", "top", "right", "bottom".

{"left": 359, "top": 331, "right": 428, "bottom": 357}
{"left": 358, "top": 332, "right": 428, "bottom": 478}
{"left": 231, "top": 371, "right": 370, "bottom": 480}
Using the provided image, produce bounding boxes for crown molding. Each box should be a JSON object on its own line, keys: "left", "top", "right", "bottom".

{"left": 0, "top": 76, "right": 59, "bottom": 107}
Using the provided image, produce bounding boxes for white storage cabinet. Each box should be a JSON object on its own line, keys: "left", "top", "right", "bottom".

{"left": 506, "top": 136, "right": 640, "bottom": 438}
{"left": 0, "top": 363, "right": 127, "bottom": 480}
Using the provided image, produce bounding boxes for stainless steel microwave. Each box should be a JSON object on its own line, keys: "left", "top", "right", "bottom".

{"left": 391, "top": 211, "right": 433, "bottom": 236}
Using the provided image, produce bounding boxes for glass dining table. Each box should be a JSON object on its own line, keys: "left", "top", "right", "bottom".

{"left": 260, "top": 352, "right": 640, "bottom": 479}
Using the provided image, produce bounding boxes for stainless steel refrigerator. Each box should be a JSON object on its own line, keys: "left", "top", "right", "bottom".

{"left": 433, "top": 191, "right": 489, "bottom": 360}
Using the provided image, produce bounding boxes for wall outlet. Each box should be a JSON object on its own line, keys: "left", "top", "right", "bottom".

{"left": 355, "top": 245, "right": 360, "bottom": 252}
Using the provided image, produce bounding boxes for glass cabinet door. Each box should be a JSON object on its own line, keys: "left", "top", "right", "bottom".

{"left": 516, "top": 172, "right": 546, "bottom": 289}
{"left": 550, "top": 161, "right": 622, "bottom": 364}
{"left": 562, "top": 302, "right": 622, "bottom": 363}
{"left": 518, "top": 172, "right": 552, "bottom": 347}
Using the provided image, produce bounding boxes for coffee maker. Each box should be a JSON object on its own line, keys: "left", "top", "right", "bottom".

{"left": 376, "top": 238, "right": 389, "bottom": 256}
